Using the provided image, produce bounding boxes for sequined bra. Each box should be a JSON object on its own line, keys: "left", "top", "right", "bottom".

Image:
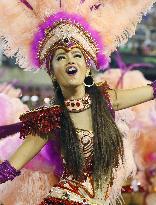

{"left": 61, "top": 128, "right": 94, "bottom": 182}
{"left": 76, "top": 128, "right": 93, "bottom": 161}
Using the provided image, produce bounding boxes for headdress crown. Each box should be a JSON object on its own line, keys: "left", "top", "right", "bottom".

{"left": 0, "top": 0, "right": 155, "bottom": 71}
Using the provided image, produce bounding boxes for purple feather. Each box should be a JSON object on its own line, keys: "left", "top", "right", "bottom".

{"left": 20, "top": 0, "right": 33, "bottom": 10}
{"left": 0, "top": 122, "right": 22, "bottom": 139}
{"left": 0, "top": 122, "right": 64, "bottom": 175}
{"left": 114, "top": 52, "right": 126, "bottom": 71}
{"left": 0, "top": 123, "right": 64, "bottom": 175}
{"left": 90, "top": 4, "right": 101, "bottom": 11}
{"left": 114, "top": 52, "right": 154, "bottom": 88}
{"left": 127, "top": 63, "right": 154, "bottom": 71}
{"left": 40, "top": 132, "right": 64, "bottom": 177}
{"left": 80, "top": 0, "right": 85, "bottom": 3}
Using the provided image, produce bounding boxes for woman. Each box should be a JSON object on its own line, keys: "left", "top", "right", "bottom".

{"left": 0, "top": 1, "right": 156, "bottom": 205}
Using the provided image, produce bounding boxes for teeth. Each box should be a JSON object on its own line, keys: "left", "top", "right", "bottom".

{"left": 68, "top": 67, "right": 76, "bottom": 71}
{"left": 66, "top": 66, "right": 78, "bottom": 74}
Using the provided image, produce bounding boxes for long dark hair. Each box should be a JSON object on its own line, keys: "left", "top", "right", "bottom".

{"left": 53, "top": 79, "right": 124, "bottom": 189}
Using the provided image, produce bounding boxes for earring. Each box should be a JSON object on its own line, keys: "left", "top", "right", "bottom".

{"left": 83, "top": 71, "right": 94, "bottom": 87}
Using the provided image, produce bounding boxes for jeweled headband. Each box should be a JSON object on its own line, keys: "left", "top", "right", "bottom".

{"left": 32, "top": 12, "right": 109, "bottom": 70}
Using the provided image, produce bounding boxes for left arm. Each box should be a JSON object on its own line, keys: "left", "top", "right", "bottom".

{"left": 107, "top": 85, "right": 154, "bottom": 111}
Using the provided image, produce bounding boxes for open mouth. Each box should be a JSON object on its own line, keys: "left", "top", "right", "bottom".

{"left": 66, "top": 66, "right": 78, "bottom": 75}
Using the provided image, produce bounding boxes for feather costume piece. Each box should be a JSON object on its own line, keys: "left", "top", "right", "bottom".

{"left": 0, "top": 0, "right": 155, "bottom": 70}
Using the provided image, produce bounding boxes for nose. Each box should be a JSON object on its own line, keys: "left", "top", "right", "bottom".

{"left": 66, "top": 53, "right": 75, "bottom": 65}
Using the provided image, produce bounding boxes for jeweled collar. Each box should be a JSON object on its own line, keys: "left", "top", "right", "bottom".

{"left": 64, "top": 94, "right": 91, "bottom": 113}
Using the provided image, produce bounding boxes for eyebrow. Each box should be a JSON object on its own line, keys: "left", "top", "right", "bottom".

{"left": 71, "top": 51, "right": 81, "bottom": 54}
{"left": 55, "top": 52, "right": 66, "bottom": 58}
{"left": 55, "top": 50, "right": 81, "bottom": 58}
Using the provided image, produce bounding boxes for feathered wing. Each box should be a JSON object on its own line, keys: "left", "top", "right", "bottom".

{"left": 0, "top": 0, "right": 155, "bottom": 69}
{"left": 82, "top": 0, "right": 156, "bottom": 56}
{"left": 19, "top": 0, "right": 156, "bottom": 57}
{"left": 0, "top": 0, "right": 38, "bottom": 69}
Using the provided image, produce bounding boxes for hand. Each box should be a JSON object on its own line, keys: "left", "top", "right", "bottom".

{"left": 0, "top": 83, "right": 22, "bottom": 98}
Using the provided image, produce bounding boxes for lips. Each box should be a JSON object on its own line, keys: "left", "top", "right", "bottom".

{"left": 66, "top": 66, "right": 78, "bottom": 75}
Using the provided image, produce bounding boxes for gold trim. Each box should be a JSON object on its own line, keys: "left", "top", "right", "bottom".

{"left": 37, "top": 20, "right": 98, "bottom": 66}
{"left": 75, "top": 128, "right": 93, "bottom": 134}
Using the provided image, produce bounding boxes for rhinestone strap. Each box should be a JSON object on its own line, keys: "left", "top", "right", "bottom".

{"left": 0, "top": 160, "right": 21, "bottom": 184}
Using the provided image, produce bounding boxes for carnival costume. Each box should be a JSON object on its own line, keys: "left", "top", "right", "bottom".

{"left": 0, "top": 1, "right": 156, "bottom": 205}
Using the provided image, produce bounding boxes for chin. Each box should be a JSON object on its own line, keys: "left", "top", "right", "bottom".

{"left": 66, "top": 81, "right": 83, "bottom": 88}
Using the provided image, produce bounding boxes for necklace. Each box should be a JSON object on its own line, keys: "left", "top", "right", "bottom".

{"left": 64, "top": 94, "right": 91, "bottom": 113}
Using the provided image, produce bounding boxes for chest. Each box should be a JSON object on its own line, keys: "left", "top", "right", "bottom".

{"left": 69, "top": 108, "right": 93, "bottom": 131}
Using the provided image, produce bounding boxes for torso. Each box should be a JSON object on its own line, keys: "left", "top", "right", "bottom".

{"left": 69, "top": 108, "right": 94, "bottom": 162}
{"left": 39, "top": 93, "right": 138, "bottom": 205}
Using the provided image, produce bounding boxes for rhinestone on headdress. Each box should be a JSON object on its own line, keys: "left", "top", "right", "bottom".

{"left": 64, "top": 38, "right": 69, "bottom": 44}
{"left": 32, "top": 12, "right": 109, "bottom": 70}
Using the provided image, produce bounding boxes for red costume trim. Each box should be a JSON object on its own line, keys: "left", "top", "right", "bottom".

{"left": 39, "top": 196, "right": 84, "bottom": 205}
{"left": 19, "top": 105, "right": 62, "bottom": 139}
{"left": 121, "top": 185, "right": 145, "bottom": 193}
{"left": 97, "top": 81, "right": 115, "bottom": 118}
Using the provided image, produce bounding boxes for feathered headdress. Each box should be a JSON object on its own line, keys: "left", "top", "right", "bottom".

{"left": 0, "top": 0, "right": 155, "bottom": 71}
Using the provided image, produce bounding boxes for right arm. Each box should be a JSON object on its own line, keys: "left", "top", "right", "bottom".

{"left": 8, "top": 134, "right": 48, "bottom": 170}
{"left": 0, "top": 105, "right": 61, "bottom": 183}
{"left": 0, "top": 134, "right": 49, "bottom": 184}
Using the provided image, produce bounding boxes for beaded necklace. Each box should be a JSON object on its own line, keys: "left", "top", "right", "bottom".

{"left": 64, "top": 94, "right": 91, "bottom": 113}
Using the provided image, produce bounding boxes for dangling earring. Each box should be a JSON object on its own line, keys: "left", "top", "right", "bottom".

{"left": 83, "top": 70, "right": 94, "bottom": 87}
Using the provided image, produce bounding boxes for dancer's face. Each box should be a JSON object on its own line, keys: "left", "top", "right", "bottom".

{"left": 52, "top": 47, "right": 88, "bottom": 88}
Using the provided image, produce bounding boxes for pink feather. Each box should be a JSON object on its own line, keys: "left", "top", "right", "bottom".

{"left": 0, "top": 0, "right": 155, "bottom": 70}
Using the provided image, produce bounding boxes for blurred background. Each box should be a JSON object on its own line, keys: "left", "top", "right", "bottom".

{"left": 0, "top": 5, "right": 156, "bottom": 205}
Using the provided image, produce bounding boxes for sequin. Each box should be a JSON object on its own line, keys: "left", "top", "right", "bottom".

{"left": 39, "top": 196, "right": 85, "bottom": 205}
{"left": 39, "top": 20, "right": 98, "bottom": 67}
{"left": 96, "top": 81, "right": 115, "bottom": 118}
{"left": 64, "top": 94, "right": 91, "bottom": 113}
{"left": 62, "top": 129, "right": 93, "bottom": 182}
{"left": 121, "top": 185, "right": 145, "bottom": 193}
{"left": 19, "top": 105, "right": 62, "bottom": 139}
{"left": 0, "top": 160, "right": 21, "bottom": 184}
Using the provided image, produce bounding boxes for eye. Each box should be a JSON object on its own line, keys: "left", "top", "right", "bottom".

{"left": 56, "top": 56, "right": 66, "bottom": 61}
{"left": 74, "top": 54, "right": 82, "bottom": 58}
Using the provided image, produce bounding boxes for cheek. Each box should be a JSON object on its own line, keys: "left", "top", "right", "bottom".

{"left": 79, "top": 57, "right": 87, "bottom": 67}
{"left": 79, "top": 60, "right": 87, "bottom": 76}
{"left": 52, "top": 62, "right": 68, "bottom": 86}
{"left": 53, "top": 67, "right": 64, "bottom": 83}
{"left": 52, "top": 61, "right": 65, "bottom": 77}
